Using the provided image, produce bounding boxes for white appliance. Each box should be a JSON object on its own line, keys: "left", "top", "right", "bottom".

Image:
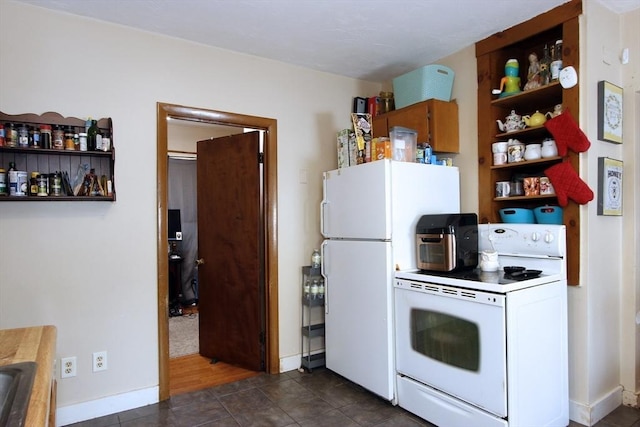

{"left": 320, "top": 159, "right": 460, "bottom": 402}
{"left": 395, "top": 223, "right": 568, "bottom": 427}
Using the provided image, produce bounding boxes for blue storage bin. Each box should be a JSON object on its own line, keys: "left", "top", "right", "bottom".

{"left": 533, "top": 206, "right": 563, "bottom": 224}
{"left": 499, "top": 208, "right": 535, "bottom": 224}
{"left": 392, "top": 64, "right": 455, "bottom": 109}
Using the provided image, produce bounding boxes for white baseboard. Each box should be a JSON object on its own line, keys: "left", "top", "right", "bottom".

{"left": 569, "top": 386, "right": 623, "bottom": 426}
{"left": 56, "top": 386, "right": 159, "bottom": 427}
{"left": 279, "top": 354, "right": 301, "bottom": 373}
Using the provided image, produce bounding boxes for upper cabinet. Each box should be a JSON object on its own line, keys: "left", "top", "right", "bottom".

{"left": 0, "top": 111, "right": 115, "bottom": 201}
{"left": 373, "top": 99, "right": 459, "bottom": 153}
{"left": 475, "top": 0, "right": 582, "bottom": 285}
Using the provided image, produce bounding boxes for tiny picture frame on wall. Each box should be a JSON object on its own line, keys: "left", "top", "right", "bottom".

{"left": 597, "top": 81, "right": 623, "bottom": 144}
{"left": 597, "top": 157, "right": 623, "bottom": 216}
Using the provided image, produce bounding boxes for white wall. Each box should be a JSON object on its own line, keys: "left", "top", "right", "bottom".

{"left": 568, "top": 1, "right": 640, "bottom": 424}
{"left": 0, "top": 0, "right": 380, "bottom": 420}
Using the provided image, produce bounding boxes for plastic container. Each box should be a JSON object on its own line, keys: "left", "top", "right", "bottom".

{"left": 389, "top": 126, "right": 417, "bottom": 162}
{"left": 499, "top": 208, "right": 535, "bottom": 224}
{"left": 392, "top": 64, "right": 455, "bottom": 108}
{"left": 533, "top": 206, "right": 563, "bottom": 224}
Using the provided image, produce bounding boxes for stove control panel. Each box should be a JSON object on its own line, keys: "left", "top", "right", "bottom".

{"left": 479, "top": 224, "right": 566, "bottom": 258}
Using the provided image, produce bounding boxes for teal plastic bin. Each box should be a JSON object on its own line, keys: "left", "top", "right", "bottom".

{"left": 392, "top": 64, "right": 455, "bottom": 108}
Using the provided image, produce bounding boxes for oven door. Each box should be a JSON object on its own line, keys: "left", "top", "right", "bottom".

{"left": 394, "top": 282, "right": 507, "bottom": 417}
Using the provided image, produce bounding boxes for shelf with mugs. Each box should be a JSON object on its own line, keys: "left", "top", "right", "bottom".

{"left": 494, "top": 194, "right": 556, "bottom": 202}
{"left": 0, "top": 111, "right": 115, "bottom": 201}
{"left": 476, "top": 0, "right": 582, "bottom": 284}
{"left": 490, "top": 156, "right": 562, "bottom": 170}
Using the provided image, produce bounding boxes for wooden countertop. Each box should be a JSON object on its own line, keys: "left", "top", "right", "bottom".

{"left": 0, "top": 325, "right": 57, "bottom": 427}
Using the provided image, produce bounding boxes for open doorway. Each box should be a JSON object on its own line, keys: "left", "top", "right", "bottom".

{"left": 156, "top": 103, "right": 279, "bottom": 401}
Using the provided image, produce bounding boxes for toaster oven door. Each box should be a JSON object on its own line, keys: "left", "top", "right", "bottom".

{"left": 416, "top": 233, "right": 456, "bottom": 271}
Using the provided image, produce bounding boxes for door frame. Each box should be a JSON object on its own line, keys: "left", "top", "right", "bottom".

{"left": 156, "top": 102, "right": 279, "bottom": 401}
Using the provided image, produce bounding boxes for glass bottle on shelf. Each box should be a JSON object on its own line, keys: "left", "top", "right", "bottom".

{"left": 311, "top": 249, "right": 321, "bottom": 268}
{"left": 550, "top": 39, "right": 563, "bottom": 81}
{"left": 87, "top": 119, "right": 100, "bottom": 151}
{"left": 539, "top": 44, "right": 552, "bottom": 86}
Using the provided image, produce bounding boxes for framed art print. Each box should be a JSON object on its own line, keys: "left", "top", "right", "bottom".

{"left": 597, "top": 81, "right": 623, "bottom": 144}
{"left": 597, "top": 157, "right": 623, "bottom": 216}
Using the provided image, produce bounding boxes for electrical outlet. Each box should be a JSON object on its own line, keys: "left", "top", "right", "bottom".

{"left": 61, "top": 356, "right": 77, "bottom": 378}
{"left": 93, "top": 351, "right": 108, "bottom": 372}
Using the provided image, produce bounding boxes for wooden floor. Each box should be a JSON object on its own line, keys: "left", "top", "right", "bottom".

{"left": 169, "top": 353, "right": 260, "bottom": 396}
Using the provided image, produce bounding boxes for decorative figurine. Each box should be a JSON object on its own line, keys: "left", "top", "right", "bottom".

{"left": 523, "top": 53, "right": 542, "bottom": 91}
{"left": 497, "top": 59, "right": 522, "bottom": 98}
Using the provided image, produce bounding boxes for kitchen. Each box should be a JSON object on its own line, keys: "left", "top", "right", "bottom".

{"left": 0, "top": 0, "right": 637, "bottom": 426}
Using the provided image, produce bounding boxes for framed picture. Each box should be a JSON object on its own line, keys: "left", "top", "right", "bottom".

{"left": 597, "top": 157, "right": 623, "bottom": 216}
{"left": 597, "top": 81, "right": 623, "bottom": 143}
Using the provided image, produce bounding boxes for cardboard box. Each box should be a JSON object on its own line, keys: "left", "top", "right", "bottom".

{"left": 337, "top": 129, "right": 350, "bottom": 169}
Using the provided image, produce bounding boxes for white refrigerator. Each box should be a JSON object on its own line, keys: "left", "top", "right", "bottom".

{"left": 320, "top": 159, "right": 460, "bottom": 402}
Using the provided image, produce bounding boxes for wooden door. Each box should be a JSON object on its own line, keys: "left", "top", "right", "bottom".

{"left": 196, "top": 132, "right": 264, "bottom": 371}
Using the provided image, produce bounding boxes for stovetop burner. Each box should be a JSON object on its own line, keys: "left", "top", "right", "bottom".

{"left": 414, "top": 268, "right": 546, "bottom": 285}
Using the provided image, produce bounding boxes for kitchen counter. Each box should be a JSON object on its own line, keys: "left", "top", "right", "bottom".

{"left": 0, "top": 325, "right": 57, "bottom": 427}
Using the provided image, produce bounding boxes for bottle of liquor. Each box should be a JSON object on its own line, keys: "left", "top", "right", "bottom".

{"left": 87, "top": 119, "right": 100, "bottom": 151}
{"left": 540, "top": 44, "right": 552, "bottom": 86}
{"left": 550, "top": 39, "right": 563, "bottom": 81}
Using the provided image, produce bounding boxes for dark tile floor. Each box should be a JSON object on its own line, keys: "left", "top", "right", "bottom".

{"left": 66, "top": 368, "right": 640, "bottom": 427}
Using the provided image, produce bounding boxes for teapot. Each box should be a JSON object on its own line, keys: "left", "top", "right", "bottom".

{"left": 497, "top": 110, "right": 526, "bottom": 133}
{"left": 522, "top": 110, "right": 547, "bottom": 127}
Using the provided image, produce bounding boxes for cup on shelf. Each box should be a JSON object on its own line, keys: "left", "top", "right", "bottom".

{"left": 495, "top": 181, "right": 511, "bottom": 198}
{"left": 524, "top": 177, "right": 540, "bottom": 196}
{"left": 493, "top": 152, "right": 507, "bottom": 165}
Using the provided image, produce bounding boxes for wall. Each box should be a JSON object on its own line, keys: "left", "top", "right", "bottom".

{"left": 567, "top": 1, "right": 640, "bottom": 424}
{"left": 0, "top": 0, "right": 380, "bottom": 423}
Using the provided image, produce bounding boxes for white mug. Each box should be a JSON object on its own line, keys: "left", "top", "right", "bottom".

{"left": 493, "top": 152, "right": 507, "bottom": 165}
{"left": 495, "top": 181, "right": 511, "bottom": 198}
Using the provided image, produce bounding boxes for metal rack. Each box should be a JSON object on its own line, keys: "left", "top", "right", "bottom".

{"left": 300, "top": 266, "right": 325, "bottom": 372}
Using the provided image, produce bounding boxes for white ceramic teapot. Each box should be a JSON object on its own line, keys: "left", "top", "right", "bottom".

{"left": 497, "top": 110, "right": 526, "bottom": 133}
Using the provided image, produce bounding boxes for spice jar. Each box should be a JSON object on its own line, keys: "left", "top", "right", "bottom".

{"left": 40, "top": 124, "right": 52, "bottom": 149}
{"left": 0, "top": 124, "right": 5, "bottom": 146}
{"left": 49, "top": 172, "right": 62, "bottom": 196}
{"left": 52, "top": 125, "right": 64, "bottom": 150}
{"left": 18, "top": 124, "right": 29, "bottom": 147}
{"left": 30, "top": 126, "right": 40, "bottom": 148}
{"left": 64, "top": 126, "right": 75, "bottom": 150}
{"left": 0, "top": 168, "right": 6, "bottom": 195}
{"left": 37, "top": 174, "right": 48, "bottom": 196}
{"left": 4, "top": 123, "right": 16, "bottom": 147}
{"left": 29, "top": 172, "right": 39, "bottom": 196}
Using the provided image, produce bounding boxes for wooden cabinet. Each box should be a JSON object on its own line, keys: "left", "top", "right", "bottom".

{"left": 475, "top": 0, "right": 582, "bottom": 285}
{"left": 372, "top": 99, "right": 459, "bottom": 153}
{"left": 0, "top": 111, "right": 115, "bottom": 201}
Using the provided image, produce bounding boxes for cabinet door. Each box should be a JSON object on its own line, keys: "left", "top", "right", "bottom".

{"left": 387, "top": 102, "right": 428, "bottom": 142}
{"left": 383, "top": 100, "right": 459, "bottom": 153}
{"left": 427, "top": 99, "right": 459, "bottom": 153}
{"left": 372, "top": 115, "right": 388, "bottom": 139}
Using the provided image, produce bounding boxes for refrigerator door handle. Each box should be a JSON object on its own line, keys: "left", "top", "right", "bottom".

{"left": 321, "top": 240, "right": 328, "bottom": 315}
{"left": 320, "top": 200, "right": 327, "bottom": 237}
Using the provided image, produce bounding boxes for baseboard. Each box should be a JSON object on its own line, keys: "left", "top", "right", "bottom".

{"left": 279, "top": 354, "right": 301, "bottom": 373}
{"left": 55, "top": 386, "right": 159, "bottom": 427}
{"left": 569, "top": 386, "right": 623, "bottom": 426}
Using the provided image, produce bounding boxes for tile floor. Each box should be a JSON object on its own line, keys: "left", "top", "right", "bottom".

{"left": 66, "top": 368, "right": 640, "bottom": 427}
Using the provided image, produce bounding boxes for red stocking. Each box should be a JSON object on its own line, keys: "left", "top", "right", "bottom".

{"left": 544, "top": 109, "right": 591, "bottom": 156}
{"left": 544, "top": 161, "right": 594, "bottom": 207}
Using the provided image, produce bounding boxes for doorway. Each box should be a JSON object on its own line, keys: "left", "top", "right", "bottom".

{"left": 157, "top": 102, "right": 279, "bottom": 401}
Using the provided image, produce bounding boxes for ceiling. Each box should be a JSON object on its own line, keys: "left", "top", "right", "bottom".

{"left": 12, "top": 0, "right": 640, "bottom": 82}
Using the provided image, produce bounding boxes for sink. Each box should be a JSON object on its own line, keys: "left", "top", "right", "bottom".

{"left": 0, "top": 362, "right": 37, "bottom": 427}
